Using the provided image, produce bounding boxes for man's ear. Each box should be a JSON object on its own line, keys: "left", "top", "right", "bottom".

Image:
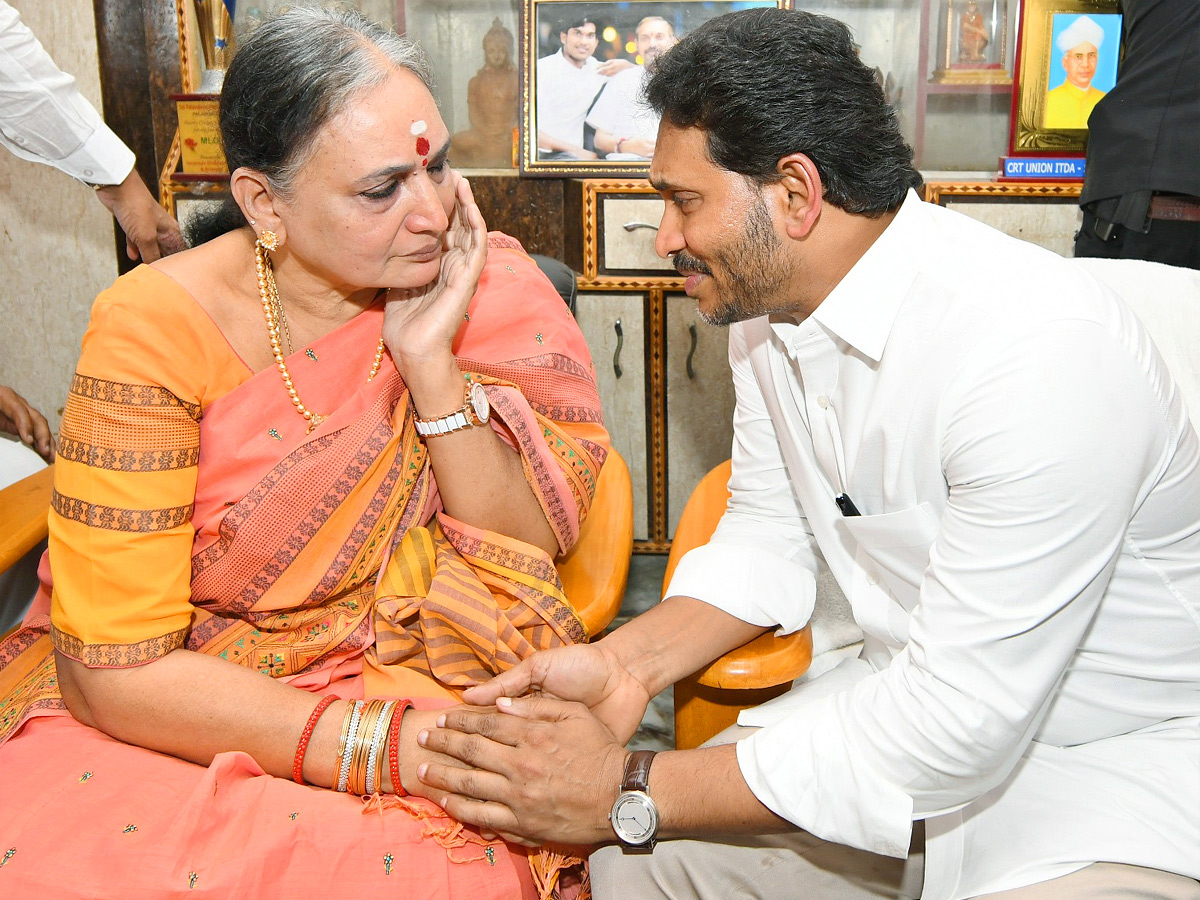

{"left": 773, "top": 153, "right": 823, "bottom": 240}
{"left": 230, "top": 167, "right": 286, "bottom": 244}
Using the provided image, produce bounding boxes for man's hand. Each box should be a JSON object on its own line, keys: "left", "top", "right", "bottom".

{"left": 0, "top": 385, "right": 52, "bottom": 461}
{"left": 462, "top": 643, "right": 651, "bottom": 744}
{"left": 94, "top": 169, "right": 185, "bottom": 262}
{"left": 417, "top": 695, "right": 628, "bottom": 846}
{"left": 596, "top": 58, "right": 634, "bottom": 77}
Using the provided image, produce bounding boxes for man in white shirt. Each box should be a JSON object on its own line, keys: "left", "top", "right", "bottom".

{"left": 535, "top": 14, "right": 606, "bottom": 161}
{"left": 587, "top": 16, "right": 677, "bottom": 159}
{"left": 0, "top": 0, "right": 182, "bottom": 261}
{"left": 417, "top": 9, "right": 1200, "bottom": 899}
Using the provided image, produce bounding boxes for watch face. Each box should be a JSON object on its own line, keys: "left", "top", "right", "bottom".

{"left": 469, "top": 382, "right": 490, "bottom": 423}
{"left": 611, "top": 791, "right": 658, "bottom": 845}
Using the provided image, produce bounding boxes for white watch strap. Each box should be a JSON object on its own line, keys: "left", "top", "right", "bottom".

{"left": 415, "top": 407, "right": 470, "bottom": 436}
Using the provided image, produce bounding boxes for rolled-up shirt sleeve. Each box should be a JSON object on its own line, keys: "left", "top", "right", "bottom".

{"left": 665, "top": 323, "right": 823, "bottom": 635}
{"left": 0, "top": 0, "right": 134, "bottom": 185}
{"left": 734, "top": 318, "right": 1170, "bottom": 855}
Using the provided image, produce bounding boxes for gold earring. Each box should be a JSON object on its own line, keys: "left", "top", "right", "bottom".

{"left": 257, "top": 229, "right": 280, "bottom": 252}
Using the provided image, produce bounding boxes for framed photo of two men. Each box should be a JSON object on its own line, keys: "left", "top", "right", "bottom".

{"left": 1009, "top": 0, "right": 1121, "bottom": 155}
{"left": 520, "top": 0, "right": 791, "bottom": 177}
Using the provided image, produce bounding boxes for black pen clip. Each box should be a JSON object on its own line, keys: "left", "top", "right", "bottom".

{"left": 835, "top": 493, "right": 861, "bottom": 517}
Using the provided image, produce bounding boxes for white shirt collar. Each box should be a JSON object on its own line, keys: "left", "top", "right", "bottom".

{"left": 769, "top": 189, "right": 926, "bottom": 362}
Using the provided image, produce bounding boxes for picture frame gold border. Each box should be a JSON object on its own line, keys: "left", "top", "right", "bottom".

{"left": 519, "top": 0, "right": 791, "bottom": 178}
{"left": 1010, "top": 0, "right": 1120, "bottom": 155}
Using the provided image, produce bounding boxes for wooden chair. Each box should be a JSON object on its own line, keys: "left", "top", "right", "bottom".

{"left": 665, "top": 460, "right": 813, "bottom": 750}
{"left": 0, "top": 452, "right": 634, "bottom": 643}
{"left": 557, "top": 448, "right": 634, "bottom": 639}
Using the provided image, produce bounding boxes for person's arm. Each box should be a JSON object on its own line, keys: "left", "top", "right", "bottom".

{"left": 535, "top": 129, "right": 597, "bottom": 160}
{"left": 93, "top": 167, "right": 186, "bottom": 262}
{"left": 55, "top": 648, "right": 453, "bottom": 796}
{"left": 0, "top": 383, "right": 52, "bottom": 460}
{"left": 417, "top": 693, "right": 792, "bottom": 847}
{"left": 382, "top": 173, "right": 558, "bottom": 555}
{"left": 0, "top": 0, "right": 183, "bottom": 260}
{"left": 595, "top": 58, "right": 634, "bottom": 77}
{"left": 595, "top": 130, "right": 655, "bottom": 157}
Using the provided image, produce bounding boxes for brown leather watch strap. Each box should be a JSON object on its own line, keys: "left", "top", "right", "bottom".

{"left": 621, "top": 749, "right": 657, "bottom": 793}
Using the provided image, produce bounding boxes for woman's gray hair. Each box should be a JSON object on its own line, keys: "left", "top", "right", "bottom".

{"left": 220, "top": 5, "right": 433, "bottom": 198}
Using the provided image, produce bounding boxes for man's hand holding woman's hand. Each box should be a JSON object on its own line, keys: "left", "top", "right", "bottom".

{"left": 417, "top": 694, "right": 629, "bottom": 847}
{"left": 411, "top": 643, "right": 655, "bottom": 845}
{"left": 462, "top": 643, "right": 651, "bottom": 745}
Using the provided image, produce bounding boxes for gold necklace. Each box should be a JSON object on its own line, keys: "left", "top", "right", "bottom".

{"left": 254, "top": 241, "right": 387, "bottom": 433}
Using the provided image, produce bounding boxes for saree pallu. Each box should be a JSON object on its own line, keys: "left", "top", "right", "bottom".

{"left": 0, "top": 235, "right": 607, "bottom": 899}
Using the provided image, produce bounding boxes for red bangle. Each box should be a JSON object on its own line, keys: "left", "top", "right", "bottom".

{"left": 292, "top": 695, "right": 337, "bottom": 785}
{"left": 388, "top": 699, "right": 415, "bottom": 796}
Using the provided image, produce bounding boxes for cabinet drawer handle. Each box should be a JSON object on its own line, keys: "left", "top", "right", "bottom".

{"left": 687, "top": 323, "right": 697, "bottom": 380}
{"left": 622, "top": 221, "right": 659, "bottom": 232}
{"left": 613, "top": 319, "right": 624, "bottom": 378}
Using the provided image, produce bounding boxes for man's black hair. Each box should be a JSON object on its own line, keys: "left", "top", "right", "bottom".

{"left": 644, "top": 7, "right": 921, "bottom": 214}
{"left": 560, "top": 15, "right": 597, "bottom": 34}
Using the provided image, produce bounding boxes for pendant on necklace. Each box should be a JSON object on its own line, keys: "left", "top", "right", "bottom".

{"left": 306, "top": 414, "right": 327, "bottom": 434}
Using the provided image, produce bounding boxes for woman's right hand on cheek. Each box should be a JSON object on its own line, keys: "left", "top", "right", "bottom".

{"left": 381, "top": 172, "right": 488, "bottom": 377}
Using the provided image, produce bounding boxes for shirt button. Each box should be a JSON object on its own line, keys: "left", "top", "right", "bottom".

{"left": 83, "top": 168, "right": 94, "bottom": 177}
{"left": 817, "top": 395, "right": 830, "bottom": 409}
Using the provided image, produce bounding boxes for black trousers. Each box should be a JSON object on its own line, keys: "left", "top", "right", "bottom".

{"left": 1075, "top": 209, "right": 1200, "bottom": 270}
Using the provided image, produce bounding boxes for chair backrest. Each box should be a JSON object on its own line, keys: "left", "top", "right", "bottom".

{"left": 662, "top": 458, "right": 732, "bottom": 594}
{"left": 556, "top": 447, "right": 634, "bottom": 638}
{"left": 1072, "top": 257, "right": 1200, "bottom": 424}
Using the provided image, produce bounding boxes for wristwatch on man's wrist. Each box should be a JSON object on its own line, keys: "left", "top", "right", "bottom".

{"left": 609, "top": 749, "right": 659, "bottom": 851}
{"left": 414, "top": 381, "right": 490, "bottom": 437}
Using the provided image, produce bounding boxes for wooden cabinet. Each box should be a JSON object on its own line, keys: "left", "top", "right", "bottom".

{"left": 565, "top": 180, "right": 734, "bottom": 552}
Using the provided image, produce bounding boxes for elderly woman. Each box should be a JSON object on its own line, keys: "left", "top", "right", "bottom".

{"left": 0, "top": 8, "right": 605, "bottom": 898}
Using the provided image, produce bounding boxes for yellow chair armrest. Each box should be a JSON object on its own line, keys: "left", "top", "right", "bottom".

{"left": 556, "top": 449, "right": 634, "bottom": 639}
{"left": 0, "top": 465, "right": 53, "bottom": 575}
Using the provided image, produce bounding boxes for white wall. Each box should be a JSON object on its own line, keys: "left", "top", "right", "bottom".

{"left": 0, "top": 0, "right": 120, "bottom": 433}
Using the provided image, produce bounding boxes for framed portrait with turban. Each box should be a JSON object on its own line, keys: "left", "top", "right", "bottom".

{"left": 1008, "top": 0, "right": 1121, "bottom": 155}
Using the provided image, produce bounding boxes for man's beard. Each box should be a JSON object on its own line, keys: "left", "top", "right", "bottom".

{"left": 673, "top": 195, "right": 796, "bottom": 327}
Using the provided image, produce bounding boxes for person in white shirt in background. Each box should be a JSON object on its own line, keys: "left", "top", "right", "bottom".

{"left": 587, "top": 16, "right": 677, "bottom": 160}
{"left": 415, "top": 8, "right": 1200, "bottom": 900}
{"left": 0, "top": 0, "right": 183, "bottom": 262}
{"left": 534, "top": 14, "right": 607, "bottom": 160}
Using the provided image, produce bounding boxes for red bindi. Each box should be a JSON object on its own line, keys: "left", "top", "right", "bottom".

{"left": 415, "top": 136, "right": 430, "bottom": 156}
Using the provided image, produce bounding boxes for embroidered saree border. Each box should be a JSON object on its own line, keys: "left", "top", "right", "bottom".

{"left": 51, "top": 624, "right": 188, "bottom": 668}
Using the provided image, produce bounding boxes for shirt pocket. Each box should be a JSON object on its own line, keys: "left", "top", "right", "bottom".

{"left": 839, "top": 503, "right": 939, "bottom": 647}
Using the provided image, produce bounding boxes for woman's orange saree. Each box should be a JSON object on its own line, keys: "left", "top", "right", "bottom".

{"left": 0, "top": 235, "right": 607, "bottom": 899}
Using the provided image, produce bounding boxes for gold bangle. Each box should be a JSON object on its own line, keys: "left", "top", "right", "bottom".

{"left": 365, "top": 700, "right": 396, "bottom": 795}
{"left": 334, "top": 700, "right": 363, "bottom": 792}
{"left": 349, "top": 700, "right": 385, "bottom": 795}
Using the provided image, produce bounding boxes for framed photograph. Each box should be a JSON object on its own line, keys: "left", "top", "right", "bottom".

{"left": 519, "top": 0, "right": 790, "bottom": 177}
{"left": 1008, "top": 0, "right": 1121, "bottom": 155}
{"left": 931, "top": 0, "right": 1012, "bottom": 85}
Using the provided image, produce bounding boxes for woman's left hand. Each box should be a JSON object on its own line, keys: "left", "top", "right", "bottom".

{"left": 382, "top": 171, "right": 488, "bottom": 376}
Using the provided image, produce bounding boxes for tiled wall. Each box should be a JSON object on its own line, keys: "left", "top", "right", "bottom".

{"left": 0, "top": 0, "right": 120, "bottom": 433}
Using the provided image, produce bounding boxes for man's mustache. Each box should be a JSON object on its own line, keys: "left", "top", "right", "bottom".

{"left": 673, "top": 252, "right": 712, "bottom": 277}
